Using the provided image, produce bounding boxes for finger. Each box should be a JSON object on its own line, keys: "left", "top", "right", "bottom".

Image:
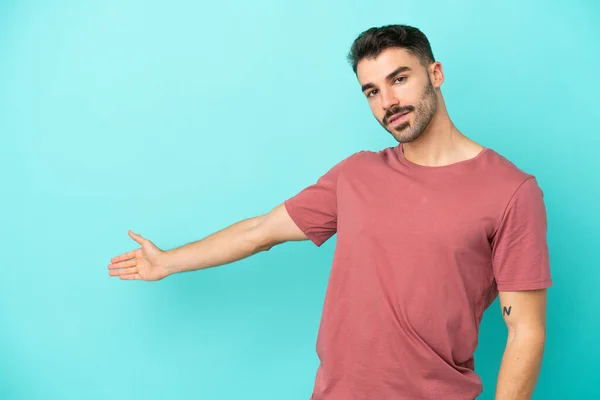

{"left": 108, "top": 259, "right": 137, "bottom": 270}
{"left": 111, "top": 250, "right": 137, "bottom": 264}
{"left": 120, "top": 273, "right": 141, "bottom": 280}
{"left": 109, "top": 266, "right": 138, "bottom": 276}
{"left": 128, "top": 230, "right": 146, "bottom": 245}
{"left": 108, "top": 268, "right": 138, "bottom": 277}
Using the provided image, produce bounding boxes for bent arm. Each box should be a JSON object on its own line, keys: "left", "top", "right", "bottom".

{"left": 162, "top": 203, "right": 307, "bottom": 275}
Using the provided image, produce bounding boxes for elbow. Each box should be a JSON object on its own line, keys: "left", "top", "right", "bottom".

{"left": 507, "top": 324, "right": 546, "bottom": 344}
{"left": 253, "top": 234, "right": 281, "bottom": 253}
{"left": 247, "top": 217, "right": 278, "bottom": 253}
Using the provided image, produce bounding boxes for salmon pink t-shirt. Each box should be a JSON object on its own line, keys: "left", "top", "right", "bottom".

{"left": 283, "top": 143, "right": 553, "bottom": 400}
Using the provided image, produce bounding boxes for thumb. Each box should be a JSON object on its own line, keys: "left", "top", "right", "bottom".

{"left": 128, "top": 230, "right": 146, "bottom": 245}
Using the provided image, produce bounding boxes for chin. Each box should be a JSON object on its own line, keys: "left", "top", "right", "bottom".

{"left": 393, "top": 128, "right": 423, "bottom": 144}
{"left": 386, "top": 122, "right": 408, "bottom": 136}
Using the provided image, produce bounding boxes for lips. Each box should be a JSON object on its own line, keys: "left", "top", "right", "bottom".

{"left": 388, "top": 111, "right": 410, "bottom": 124}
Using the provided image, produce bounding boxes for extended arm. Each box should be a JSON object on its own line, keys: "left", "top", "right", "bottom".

{"left": 108, "top": 203, "right": 308, "bottom": 280}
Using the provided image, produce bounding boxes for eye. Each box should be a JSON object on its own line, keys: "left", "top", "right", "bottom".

{"left": 367, "top": 89, "right": 379, "bottom": 98}
{"left": 394, "top": 76, "right": 406, "bottom": 84}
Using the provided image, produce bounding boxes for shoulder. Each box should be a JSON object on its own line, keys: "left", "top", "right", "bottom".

{"left": 342, "top": 147, "right": 395, "bottom": 168}
{"left": 332, "top": 148, "right": 390, "bottom": 178}
{"left": 332, "top": 149, "right": 372, "bottom": 171}
{"left": 483, "top": 148, "right": 538, "bottom": 191}
{"left": 482, "top": 149, "right": 546, "bottom": 227}
{"left": 314, "top": 149, "right": 369, "bottom": 182}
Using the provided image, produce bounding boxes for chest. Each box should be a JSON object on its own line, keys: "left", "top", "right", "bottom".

{"left": 336, "top": 172, "right": 496, "bottom": 254}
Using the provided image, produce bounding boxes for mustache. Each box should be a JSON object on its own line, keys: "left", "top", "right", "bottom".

{"left": 383, "top": 106, "right": 414, "bottom": 125}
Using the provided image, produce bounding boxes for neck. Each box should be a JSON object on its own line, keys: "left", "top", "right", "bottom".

{"left": 401, "top": 102, "right": 482, "bottom": 167}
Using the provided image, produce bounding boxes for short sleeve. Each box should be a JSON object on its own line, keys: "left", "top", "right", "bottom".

{"left": 283, "top": 154, "right": 355, "bottom": 247}
{"left": 491, "top": 177, "right": 553, "bottom": 291}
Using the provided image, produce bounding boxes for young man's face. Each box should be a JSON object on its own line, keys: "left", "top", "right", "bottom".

{"left": 356, "top": 47, "right": 441, "bottom": 143}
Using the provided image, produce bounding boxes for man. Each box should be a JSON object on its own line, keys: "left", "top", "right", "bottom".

{"left": 108, "top": 25, "right": 552, "bottom": 400}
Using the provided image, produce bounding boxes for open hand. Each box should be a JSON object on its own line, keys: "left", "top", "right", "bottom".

{"left": 108, "top": 230, "right": 170, "bottom": 281}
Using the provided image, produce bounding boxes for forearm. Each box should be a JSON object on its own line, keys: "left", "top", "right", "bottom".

{"left": 162, "top": 216, "right": 267, "bottom": 275}
{"left": 495, "top": 329, "right": 546, "bottom": 400}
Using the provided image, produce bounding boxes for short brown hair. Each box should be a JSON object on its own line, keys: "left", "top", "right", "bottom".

{"left": 347, "top": 25, "right": 435, "bottom": 73}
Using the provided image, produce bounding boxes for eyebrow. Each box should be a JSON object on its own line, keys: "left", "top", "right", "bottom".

{"left": 361, "top": 66, "right": 412, "bottom": 92}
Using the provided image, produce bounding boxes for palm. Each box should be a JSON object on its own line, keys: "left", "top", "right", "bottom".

{"left": 108, "top": 230, "right": 169, "bottom": 281}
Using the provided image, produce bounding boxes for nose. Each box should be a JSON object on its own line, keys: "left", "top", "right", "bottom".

{"left": 380, "top": 88, "right": 399, "bottom": 111}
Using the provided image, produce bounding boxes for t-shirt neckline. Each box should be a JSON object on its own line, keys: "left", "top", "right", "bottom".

{"left": 396, "top": 142, "right": 490, "bottom": 170}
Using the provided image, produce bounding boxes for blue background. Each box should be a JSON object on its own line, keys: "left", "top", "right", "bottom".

{"left": 1, "top": 0, "right": 598, "bottom": 399}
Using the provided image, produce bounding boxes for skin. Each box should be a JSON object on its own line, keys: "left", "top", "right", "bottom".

{"left": 356, "top": 47, "right": 485, "bottom": 166}
{"left": 495, "top": 290, "right": 547, "bottom": 400}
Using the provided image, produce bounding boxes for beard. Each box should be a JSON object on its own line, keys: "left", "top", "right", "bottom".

{"left": 379, "top": 78, "right": 438, "bottom": 143}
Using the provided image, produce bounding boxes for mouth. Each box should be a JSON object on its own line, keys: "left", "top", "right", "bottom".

{"left": 387, "top": 111, "right": 411, "bottom": 125}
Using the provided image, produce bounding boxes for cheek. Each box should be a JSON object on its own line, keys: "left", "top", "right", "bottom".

{"left": 392, "top": 82, "right": 418, "bottom": 105}
{"left": 368, "top": 101, "right": 383, "bottom": 118}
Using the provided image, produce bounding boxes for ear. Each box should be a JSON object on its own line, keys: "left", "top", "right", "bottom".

{"left": 429, "top": 61, "right": 444, "bottom": 89}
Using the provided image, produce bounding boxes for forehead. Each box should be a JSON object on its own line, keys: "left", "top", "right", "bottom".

{"left": 356, "top": 47, "right": 421, "bottom": 84}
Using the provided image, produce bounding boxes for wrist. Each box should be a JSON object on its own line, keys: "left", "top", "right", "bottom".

{"left": 159, "top": 249, "right": 178, "bottom": 276}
